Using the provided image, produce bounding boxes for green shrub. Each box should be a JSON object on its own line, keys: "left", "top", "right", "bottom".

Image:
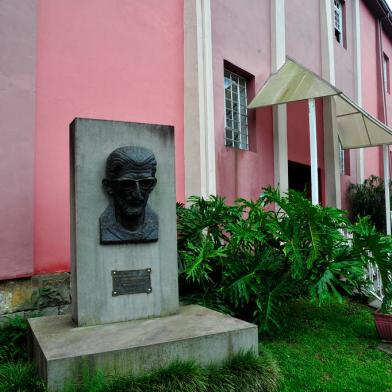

{"left": 348, "top": 175, "right": 391, "bottom": 233}
{"left": 0, "top": 315, "right": 29, "bottom": 363}
{"left": 177, "top": 187, "right": 390, "bottom": 332}
{"left": 351, "top": 217, "right": 392, "bottom": 313}
{"left": 0, "top": 362, "right": 45, "bottom": 392}
{"left": 64, "top": 351, "right": 279, "bottom": 392}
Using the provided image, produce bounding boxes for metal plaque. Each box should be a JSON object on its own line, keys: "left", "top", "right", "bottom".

{"left": 112, "top": 268, "right": 152, "bottom": 296}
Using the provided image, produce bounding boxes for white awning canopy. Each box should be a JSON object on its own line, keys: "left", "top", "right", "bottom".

{"left": 334, "top": 94, "right": 392, "bottom": 149}
{"left": 248, "top": 58, "right": 339, "bottom": 108}
{"left": 248, "top": 58, "right": 392, "bottom": 149}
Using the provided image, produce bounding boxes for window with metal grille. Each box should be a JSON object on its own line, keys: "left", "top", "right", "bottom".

{"left": 339, "top": 142, "right": 345, "bottom": 175}
{"left": 334, "top": 0, "right": 343, "bottom": 45}
{"left": 383, "top": 53, "right": 390, "bottom": 94}
{"left": 224, "top": 69, "right": 248, "bottom": 150}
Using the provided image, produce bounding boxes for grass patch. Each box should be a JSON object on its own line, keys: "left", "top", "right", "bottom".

{"left": 0, "top": 362, "right": 45, "bottom": 392}
{"left": 64, "top": 351, "right": 280, "bottom": 392}
{"left": 263, "top": 300, "right": 392, "bottom": 392}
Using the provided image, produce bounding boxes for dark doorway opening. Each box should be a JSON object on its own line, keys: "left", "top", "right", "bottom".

{"left": 288, "top": 161, "right": 322, "bottom": 203}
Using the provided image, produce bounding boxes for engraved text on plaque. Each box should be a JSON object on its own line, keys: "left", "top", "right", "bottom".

{"left": 112, "top": 269, "right": 152, "bottom": 296}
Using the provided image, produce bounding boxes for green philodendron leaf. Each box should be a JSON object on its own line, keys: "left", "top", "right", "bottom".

{"left": 177, "top": 187, "right": 392, "bottom": 331}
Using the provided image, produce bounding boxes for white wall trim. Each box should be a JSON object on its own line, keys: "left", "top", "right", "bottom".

{"left": 309, "top": 99, "right": 319, "bottom": 204}
{"left": 321, "top": 0, "right": 341, "bottom": 208}
{"left": 271, "top": 0, "right": 286, "bottom": 71}
{"left": 271, "top": 0, "right": 288, "bottom": 193}
{"left": 197, "top": 0, "right": 216, "bottom": 197}
{"left": 320, "top": 0, "right": 336, "bottom": 84}
{"left": 184, "top": 0, "right": 216, "bottom": 199}
{"left": 353, "top": 0, "right": 365, "bottom": 184}
{"left": 383, "top": 145, "right": 391, "bottom": 235}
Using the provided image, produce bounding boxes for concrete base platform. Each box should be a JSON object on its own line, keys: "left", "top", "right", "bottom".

{"left": 29, "top": 305, "right": 258, "bottom": 391}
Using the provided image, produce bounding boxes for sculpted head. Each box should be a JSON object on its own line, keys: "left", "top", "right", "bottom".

{"left": 102, "top": 146, "right": 157, "bottom": 219}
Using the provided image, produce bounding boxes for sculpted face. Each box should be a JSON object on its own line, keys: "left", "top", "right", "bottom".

{"left": 103, "top": 146, "right": 157, "bottom": 222}
{"left": 108, "top": 170, "right": 157, "bottom": 217}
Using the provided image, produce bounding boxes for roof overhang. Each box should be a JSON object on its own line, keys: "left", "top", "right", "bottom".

{"left": 248, "top": 58, "right": 392, "bottom": 150}
{"left": 363, "top": 0, "right": 392, "bottom": 42}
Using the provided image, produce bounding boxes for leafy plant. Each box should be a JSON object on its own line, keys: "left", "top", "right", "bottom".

{"left": 178, "top": 187, "right": 389, "bottom": 332}
{"left": 348, "top": 175, "right": 392, "bottom": 233}
{"left": 0, "top": 315, "right": 29, "bottom": 363}
{"left": 351, "top": 217, "right": 392, "bottom": 314}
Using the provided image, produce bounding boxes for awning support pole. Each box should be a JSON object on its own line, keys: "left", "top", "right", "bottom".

{"left": 383, "top": 145, "right": 391, "bottom": 235}
{"left": 309, "top": 99, "right": 319, "bottom": 205}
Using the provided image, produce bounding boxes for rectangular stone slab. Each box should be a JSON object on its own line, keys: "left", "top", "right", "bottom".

{"left": 70, "top": 118, "right": 178, "bottom": 326}
{"left": 29, "top": 305, "right": 258, "bottom": 391}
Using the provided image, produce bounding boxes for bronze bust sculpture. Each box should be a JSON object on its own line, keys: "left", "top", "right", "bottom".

{"left": 99, "top": 146, "right": 158, "bottom": 244}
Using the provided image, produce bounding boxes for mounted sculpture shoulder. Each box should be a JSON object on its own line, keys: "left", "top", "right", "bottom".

{"left": 100, "top": 204, "right": 158, "bottom": 243}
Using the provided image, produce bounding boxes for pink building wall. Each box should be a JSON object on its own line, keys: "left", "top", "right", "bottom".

{"left": 361, "top": 2, "right": 383, "bottom": 179}
{"left": 382, "top": 29, "right": 392, "bottom": 125}
{"left": 34, "top": 0, "right": 184, "bottom": 274}
{"left": 335, "top": 0, "right": 360, "bottom": 210}
{"left": 285, "top": 0, "right": 360, "bottom": 210}
{"left": 211, "top": 0, "right": 362, "bottom": 207}
{"left": 211, "top": 0, "right": 274, "bottom": 203}
{"left": 0, "top": 0, "right": 37, "bottom": 279}
{"left": 1, "top": 0, "right": 391, "bottom": 281}
{"left": 334, "top": 1, "right": 358, "bottom": 210}
{"left": 381, "top": 28, "right": 392, "bottom": 183}
{"left": 285, "top": 0, "right": 322, "bottom": 74}
{"left": 334, "top": 1, "right": 355, "bottom": 100}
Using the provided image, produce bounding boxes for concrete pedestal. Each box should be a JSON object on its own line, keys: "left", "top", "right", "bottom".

{"left": 29, "top": 305, "right": 258, "bottom": 391}
{"left": 70, "top": 119, "right": 179, "bottom": 327}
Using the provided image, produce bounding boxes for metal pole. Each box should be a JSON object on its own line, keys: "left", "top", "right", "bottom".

{"left": 309, "top": 98, "right": 319, "bottom": 205}
{"left": 383, "top": 145, "right": 391, "bottom": 235}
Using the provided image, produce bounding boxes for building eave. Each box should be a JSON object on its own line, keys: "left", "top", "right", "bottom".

{"left": 363, "top": 0, "right": 392, "bottom": 41}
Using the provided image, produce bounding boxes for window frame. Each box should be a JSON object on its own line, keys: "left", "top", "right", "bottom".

{"left": 334, "top": 0, "right": 345, "bottom": 47}
{"left": 338, "top": 141, "right": 351, "bottom": 176}
{"left": 224, "top": 69, "right": 249, "bottom": 150}
{"left": 339, "top": 142, "right": 345, "bottom": 175}
{"left": 383, "top": 52, "right": 390, "bottom": 94}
